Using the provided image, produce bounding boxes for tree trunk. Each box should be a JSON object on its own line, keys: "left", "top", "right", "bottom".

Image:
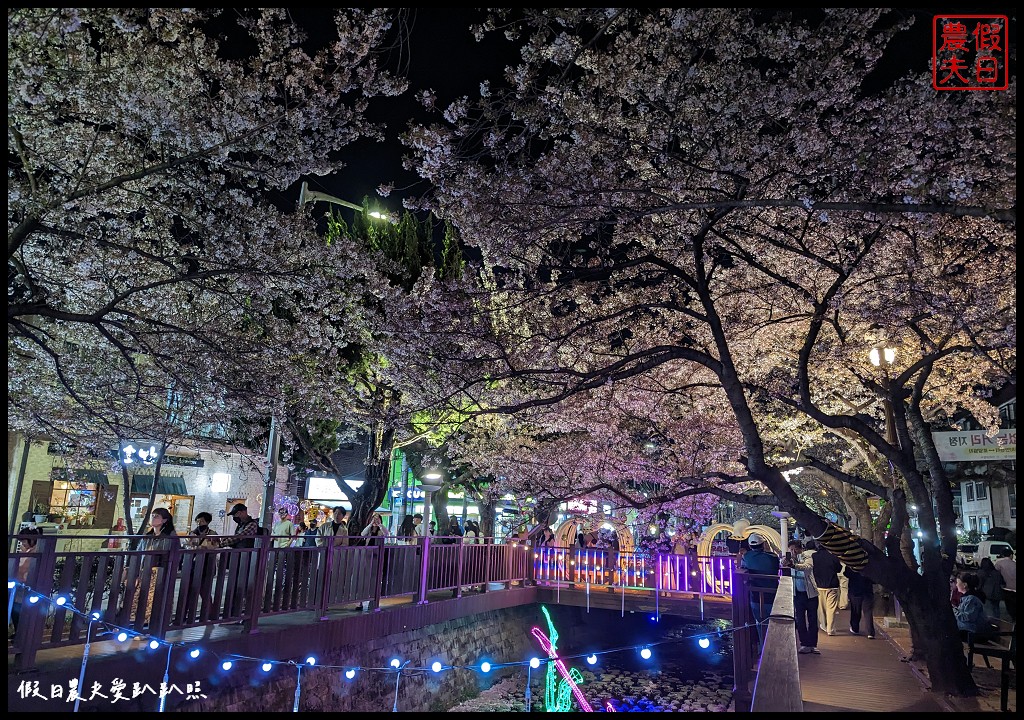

{"left": 480, "top": 500, "right": 497, "bottom": 538}
{"left": 896, "top": 570, "right": 977, "bottom": 695}
{"left": 532, "top": 500, "right": 559, "bottom": 532}
{"left": 434, "top": 487, "right": 451, "bottom": 536}
{"left": 141, "top": 454, "right": 166, "bottom": 535}
{"left": 349, "top": 428, "right": 395, "bottom": 536}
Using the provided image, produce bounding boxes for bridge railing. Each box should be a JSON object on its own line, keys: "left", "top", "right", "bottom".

{"left": 8, "top": 534, "right": 735, "bottom": 670}
{"left": 531, "top": 547, "right": 735, "bottom": 596}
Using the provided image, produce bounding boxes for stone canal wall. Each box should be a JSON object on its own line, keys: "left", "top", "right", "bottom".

{"left": 190, "top": 605, "right": 541, "bottom": 713}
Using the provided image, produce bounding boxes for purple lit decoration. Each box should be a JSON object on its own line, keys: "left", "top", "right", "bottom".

{"left": 273, "top": 494, "right": 300, "bottom": 517}
{"left": 218, "top": 509, "right": 226, "bottom": 518}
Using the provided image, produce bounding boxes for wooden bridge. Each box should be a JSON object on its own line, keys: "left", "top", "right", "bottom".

{"left": 8, "top": 534, "right": 963, "bottom": 712}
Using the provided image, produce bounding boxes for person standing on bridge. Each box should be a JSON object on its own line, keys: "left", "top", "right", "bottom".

{"left": 740, "top": 532, "right": 780, "bottom": 654}
{"left": 185, "top": 512, "right": 218, "bottom": 622}
{"left": 316, "top": 506, "right": 350, "bottom": 547}
{"left": 844, "top": 563, "right": 876, "bottom": 639}
{"left": 807, "top": 539, "right": 841, "bottom": 636}
{"left": 785, "top": 539, "right": 820, "bottom": 654}
{"left": 134, "top": 507, "right": 180, "bottom": 627}
{"left": 219, "top": 503, "right": 261, "bottom": 623}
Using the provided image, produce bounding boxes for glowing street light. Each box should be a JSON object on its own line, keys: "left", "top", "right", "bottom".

{"left": 298, "top": 181, "right": 395, "bottom": 222}
{"left": 868, "top": 346, "right": 898, "bottom": 447}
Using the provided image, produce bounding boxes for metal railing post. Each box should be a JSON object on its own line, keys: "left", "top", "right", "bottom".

{"left": 417, "top": 536, "right": 431, "bottom": 604}
{"left": 481, "top": 537, "right": 492, "bottom": 594}
{"left": 317, "top": 542, "right": 334, "bottom": 620}
{"left": 526, "top": 542, "right": 536, "bottom": 586}
{"left": 454, "top": 537, "right": 465, "bottom": 597}
{"left": 247, "top": 535, "right": 270, "bottom": 631}
{"left": 654, "top": 554, "right": 660, "bottom": 618}
{"left": 372, "top": 540, "right": 386, "bottom": 610}
{"left": 732, "top": 569, "right": 754, "bottom": 712}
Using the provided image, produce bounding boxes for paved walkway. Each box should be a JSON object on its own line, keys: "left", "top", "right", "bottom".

{"left": 798, "top": 608, "right": 949, "bottom": 712}
{"left": 881, "top": 615, "right": 1016, "bottom": 713}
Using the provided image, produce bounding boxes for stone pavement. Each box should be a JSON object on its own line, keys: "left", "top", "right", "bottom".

{"left": 879, "top": 618, "right": 1015, "bottom": 712}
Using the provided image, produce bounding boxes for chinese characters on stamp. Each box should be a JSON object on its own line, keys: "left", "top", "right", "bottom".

{"left": 933, "top": 15, "right": 1009, "bottom": 90}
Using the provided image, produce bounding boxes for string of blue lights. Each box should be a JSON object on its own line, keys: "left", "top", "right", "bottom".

{"left": 10, "top": 579, "right": 760, "bottom": 704}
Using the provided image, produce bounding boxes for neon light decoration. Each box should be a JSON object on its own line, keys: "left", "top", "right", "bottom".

{"left": 530, "top": 606, "right": 593, "bottom": 712}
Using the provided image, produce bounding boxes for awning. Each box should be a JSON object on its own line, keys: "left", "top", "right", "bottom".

{"left": 130, "top": 475, "right": 188, "bottom": 496}
{"left": 69, "top": 469, "right": 112, "bottom": 486}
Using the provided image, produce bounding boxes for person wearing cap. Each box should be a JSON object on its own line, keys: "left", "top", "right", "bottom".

{"left": 221, "top": 503, "right": 259, "bottom": 549}
{"left": 219, "top": 503, "right": 261, "bottom": 623}
{"left": 740, "top": 532, "right": 780, "bottom": 654}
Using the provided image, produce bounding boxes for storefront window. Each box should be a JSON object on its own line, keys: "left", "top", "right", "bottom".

{"left": 131, "top": 494, "right": 194, "bottom": 533}
{"left": 49, "top": 480, "right": 98, "bottom": 525}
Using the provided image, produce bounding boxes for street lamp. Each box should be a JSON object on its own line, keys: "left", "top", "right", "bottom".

{"left": 416, "top": 473, "right": 444, "bottom": 605}
{"left": 868, "top": 346, "right": 898, "bottom": 446}
{"left": 771, "top": 511, "right": 792, "bottom": 554}
{"left": 420, "top": 472, "right": 443, "bottom": 539}
{"left": 298, "top": 181, "right": 395, "bottom": 222}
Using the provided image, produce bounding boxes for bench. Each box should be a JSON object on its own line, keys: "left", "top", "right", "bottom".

{"left": 966, "top": 621, "right": 1016, "bottom": 712}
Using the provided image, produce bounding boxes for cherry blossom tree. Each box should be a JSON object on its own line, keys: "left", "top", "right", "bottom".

{"left": 280, "top": 206, "right": 472, "bottom": 534}
{"left": 398, "top": 9, "right": 1015, "bottom": 695}
{"left": 9, "top": 9, "right": 405, "bottom": 477}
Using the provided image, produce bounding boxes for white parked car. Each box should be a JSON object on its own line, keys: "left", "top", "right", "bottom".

{"left": 975, "top": 539, "right": 1015, "bottom": 564}
{"left": 957, "top": 540, "right": 1014, "bottom": 568}
{"left": 956, "top": 543, "right": 978, "bottom": 567}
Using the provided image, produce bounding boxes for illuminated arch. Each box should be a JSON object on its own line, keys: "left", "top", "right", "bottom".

{"left": 552, "top": 514, "right": 636, "bottom": 553}
{"left": 696, "top": 522, "right": 782, "bottom": 557}
{"left": 693, "top": 522, "right": 782, "bottom": 591}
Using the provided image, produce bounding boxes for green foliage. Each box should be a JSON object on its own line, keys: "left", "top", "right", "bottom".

{"left": 438, "top": 222, "right": 466, "bottom": 281}
{"left": 324, "top": 201, "right": 437, "bottom": 291}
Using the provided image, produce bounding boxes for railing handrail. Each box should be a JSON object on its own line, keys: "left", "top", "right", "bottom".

{"left": 8, "top": 534, "right": 743, "bottom": 671}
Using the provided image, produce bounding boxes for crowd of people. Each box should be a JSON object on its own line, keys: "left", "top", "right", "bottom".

{"left": 15, "top": 504, "right": 1014, "bottom": 650}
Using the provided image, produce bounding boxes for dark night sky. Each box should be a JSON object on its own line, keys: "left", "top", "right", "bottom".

{"left": 291, "top": 9, "right": 516, "bottom": 216}
{"left": 287, "top": 8, "right": 1014, "bottom": 217}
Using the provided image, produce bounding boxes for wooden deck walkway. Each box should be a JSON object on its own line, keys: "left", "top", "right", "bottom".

{"left": 799, "top": 608, "right": 950, "bottom": 712}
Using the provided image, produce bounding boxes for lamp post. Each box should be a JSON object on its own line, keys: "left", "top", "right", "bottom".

{"left": 869, "top": 345, "right": 907, "bottom": 621}
{"left": 868, "top": 346, "right": 898, "bottom": 449}
{"left": 298, "top": 181, "right": 395, "bottom": 222}
{"left": 420, "top": 473, "right": 443, "bottom": 537}
{"left": 73, "top": 614, "right": 98, "bottom": 713}
{"left": 417, "top": 474, "right": 443, "bottom": 604}
{"left": 771, "top": 511, "right": 792, "bottom": 555}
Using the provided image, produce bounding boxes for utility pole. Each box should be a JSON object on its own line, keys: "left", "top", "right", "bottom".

{"left": 394, "top": 450, "right": 410, "bottom": 535}
{"left": 261, "top": 416, "right": 281, "bottom": 529}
